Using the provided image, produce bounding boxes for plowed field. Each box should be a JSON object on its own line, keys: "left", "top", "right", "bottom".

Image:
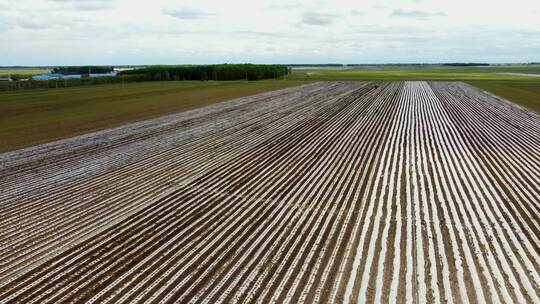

{"left": 1, "top": 81, "right": 539, "bottom": 303}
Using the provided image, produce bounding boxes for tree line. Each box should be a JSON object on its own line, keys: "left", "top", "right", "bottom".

{"left": 0, "top": 64, "right": 290, "bottom": 92}
{"left": 120, "top": 64, "right": 290, "bottom": 81}
{"left": 287, "top": 64, "right": 343, "bottom": 67}
{"left": 442, "top": 63, "right": 490, "bottom": 67}
{"left": 53, "top": 66, "right": 114, "bottom": 75}
{"left": 0, "top": 75, "right": 145, "bottom": 92}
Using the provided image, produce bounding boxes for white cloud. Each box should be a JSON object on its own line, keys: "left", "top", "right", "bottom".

{"left": 163, "top": 8, "right": 214, "bottom": 20}
{"left": 267, "top": 3, "right": 302, "bottom": 10}
{"left": 391, "top": 9, "right": 445, "bottom": 19}
{"left": 48, "top": 0, "right": 115, "bottom": 11}
{"left": 302, "top": 12, "right": 338, "bottom": 26}
{"left": 0, "top": 0, "right": 539, "bottom": 65}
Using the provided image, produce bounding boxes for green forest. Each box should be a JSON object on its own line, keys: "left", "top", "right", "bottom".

{"left": 121, "top": 64, "right": 290, "bottom": 81}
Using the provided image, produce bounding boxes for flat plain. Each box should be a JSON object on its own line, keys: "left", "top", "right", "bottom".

{"left": 3, "top": 66, "right": 540, "bottom": 154}
{"left": 291, "top": 66, "right": 540, "bottom": 112}
{"left": 0, "top": 81, "right": 539, "bottom": 303}
{"left": 0, "top": 68, "right": 51, "bottom": 77}
{"left": 0, "top": 80, "right": 310, "bottom": 152}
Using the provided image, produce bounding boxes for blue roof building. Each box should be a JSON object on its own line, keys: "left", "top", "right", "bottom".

{"left": 89, "top": 72, "right": 118, "bottom": 77}
{"left": 32, "top": 73, "right": 64, "bottom": 80}
{"left": 32, "top": 72, "right": 117, "bottom": 80}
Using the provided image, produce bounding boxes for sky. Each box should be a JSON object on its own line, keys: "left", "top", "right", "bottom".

{"left": 1, "top": 0, "right": 539, "bottom": 65}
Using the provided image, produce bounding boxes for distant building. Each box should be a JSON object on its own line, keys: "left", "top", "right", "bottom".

{"left": 114, "top": 67, "right": 136, "bottom": 72}
{"left": 89, "top": 72, "right": 118, "bottom": 78}
{"left": 32, "top": 73, "right": 64, "bottom": 80}
{"left": 63, "top": 74, "right": 82, "bottom": 79}
{"left": 32, "top": 72, "right": 117, "bottom": 80}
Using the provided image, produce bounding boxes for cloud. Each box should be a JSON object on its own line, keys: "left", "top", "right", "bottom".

{"left": 231, "top": 31, "right": 282, "bottom": 38}
{"left": 302, "top": 12, "right": 338, "bottom": 26}
{"left": 73, "top": 3, "right": 113, "bottom": 11}
{"left": 49, "top": 0, "right": 115, "bottom": 11}
{"left": 267, "top": 3, "right": 302, "bottom": 10}
{"left": 2, "top": 0, "right": 539, "bottom": 65}
{"left": 163, "top": 8, "right": 214, "bottom": 20}
{"left": 391, "top": 9, "right": 445, "bottom": 19}
{"left": 5, "top": 17, "right": 71, "bottom": 30}
{"left": 13, "top": 20, "right": 46, "bottom": 30}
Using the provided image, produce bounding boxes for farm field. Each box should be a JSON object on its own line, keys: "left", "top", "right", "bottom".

{"left": 0, "top": 79, "right": 310, "bottom": 153}
{"left": 467, "top": 80, "right": 540, "bottom": 112}
{"left": 291, "top": 67, "right": 540, "bottom": 112}
{"left": 294, "top": 64, "right": 540, "bottom": 74}
{"left": 1, "top": 81, "right": 539, "bottom": 302}
{"left": 292, "top": 69, "right": 540, "bottom": 81}
{"left": 0, "top": 68, "right": 51, "bottom": 77}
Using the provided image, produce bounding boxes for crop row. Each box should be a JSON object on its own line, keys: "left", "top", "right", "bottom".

{"left": 0, "top": 81, "right": 538, "bottom": 303}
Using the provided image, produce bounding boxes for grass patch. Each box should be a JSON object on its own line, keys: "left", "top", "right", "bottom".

{"left": 0, "top": 68, "right": 51, "bottom": 77}
{"left": 293, "top": 64, "right": 540, "bottom": 74}
{"left": 291, "top": 70, "right": 536, "bottom": 81}
{"left": 0, "top": 80, "right": 310, "bottom": 153}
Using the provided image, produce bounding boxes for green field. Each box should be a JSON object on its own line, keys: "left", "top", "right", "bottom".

{"left": 0, "top": 68, "right": 51, "bottom": 77}
{"left": 2, "top": 65, "right": 539, "bottom": 153}
{"left": 290, "top": 67, "right": 540, "bottom": 112}
{"left": 0, "top": 80, "right": 310, "bottom": 153}
{"left": 291, "top": 70, "right": 539, "bottom": 81}
{"left": 293, "top": 64, "right": 540, "bottom": 74}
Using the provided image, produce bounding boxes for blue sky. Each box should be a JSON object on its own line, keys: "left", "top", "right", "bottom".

{"left": 1, "top": 0, "right": 539, "bottom": 65}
